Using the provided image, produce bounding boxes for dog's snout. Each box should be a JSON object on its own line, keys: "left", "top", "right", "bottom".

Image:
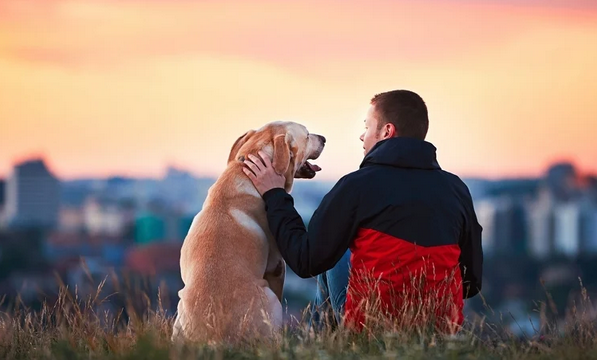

{"left": 319, "top": 135, "right": 326, "bottom": 144}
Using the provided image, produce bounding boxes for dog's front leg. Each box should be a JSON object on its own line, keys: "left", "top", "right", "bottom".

{"left": 264, "top": 258, "right": 285, "bottom": 303}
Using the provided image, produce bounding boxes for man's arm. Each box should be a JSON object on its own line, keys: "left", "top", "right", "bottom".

{"left": 459, "top": 189, "right": 483, "bottom": 299}
{"left": 263, "top": 176, "right": 359, "bottom": 278}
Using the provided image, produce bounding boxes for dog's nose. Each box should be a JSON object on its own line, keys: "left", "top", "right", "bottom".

{"left": 319, "top": 135, "right": 326, "bottom": 144}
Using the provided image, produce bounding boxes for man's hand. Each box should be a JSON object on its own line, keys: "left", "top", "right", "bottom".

{"left": 243, "top": 151, "right": 286, "bottom": 196}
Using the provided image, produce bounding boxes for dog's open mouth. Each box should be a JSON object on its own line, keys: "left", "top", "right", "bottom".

{"left": 295, "top": 160, "right": 322, "bottom": 179}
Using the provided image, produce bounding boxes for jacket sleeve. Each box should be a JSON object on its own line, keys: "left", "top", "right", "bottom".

{"left": 459, "top": 188, "right": 484, "bottom": 299}
{"left": 262, "top": 176, "right": 359, "bottom": 278}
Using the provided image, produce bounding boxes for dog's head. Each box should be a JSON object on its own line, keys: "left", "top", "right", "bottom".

{"left": 228, "top": 121, "right": 326, "bottom": 190}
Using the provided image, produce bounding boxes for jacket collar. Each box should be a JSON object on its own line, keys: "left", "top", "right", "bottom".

{"left": 359, "top": 137, "right": 441, "bottom": 170}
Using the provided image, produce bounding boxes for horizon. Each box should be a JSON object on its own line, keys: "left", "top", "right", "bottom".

{"left": 0, "top": 155, "right": 590, "bottom": 183}
{"left": 1, "top": 0, "right": 596, "bottom": 182}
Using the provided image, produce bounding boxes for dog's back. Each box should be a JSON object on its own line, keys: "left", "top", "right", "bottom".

{"left": 173, "top": 164, "right": 282, "bottom": 344}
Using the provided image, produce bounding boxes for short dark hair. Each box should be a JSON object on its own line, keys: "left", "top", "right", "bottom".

{"left": 370, "top": 90, "right": 429, "bottom": 140}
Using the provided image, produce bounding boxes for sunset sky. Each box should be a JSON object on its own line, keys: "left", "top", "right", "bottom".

{"left": 1, "top": 0, "right": 596, "bottom": 182}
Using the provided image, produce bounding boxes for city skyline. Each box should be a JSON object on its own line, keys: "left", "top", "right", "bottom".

{"left": 1, "top": 0, "right": 596, "bottom": 181}
{"left": 0, "top": 155, "right": 594, "bottom": 183}
{"left": 3, "top": 156, "right": 597, "bottom": 261}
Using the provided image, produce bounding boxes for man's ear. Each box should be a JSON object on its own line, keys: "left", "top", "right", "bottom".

{"left": 228, "top": 130, "right": 256, "bottom": 164}
{"left": 272, "top": 134, "right": 291, "bottom": 175}
{"left": 382, "top": 122, "right": 397, "bottom": 139}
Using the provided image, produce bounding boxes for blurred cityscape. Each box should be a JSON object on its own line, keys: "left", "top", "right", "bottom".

{"left": 1, "top": 158, "right": 597, "bottom": 334}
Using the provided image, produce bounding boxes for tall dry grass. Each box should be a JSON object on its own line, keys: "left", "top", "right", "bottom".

{"left": 0, "top": 270, "right": 595, "bottom": 359}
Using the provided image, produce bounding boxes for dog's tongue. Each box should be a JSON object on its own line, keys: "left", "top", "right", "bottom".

{"left": 305, "top": 161, "right": 321, "bottom": 172}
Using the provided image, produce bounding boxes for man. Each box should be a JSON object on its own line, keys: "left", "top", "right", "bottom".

{"left": 243, "top": 89, "right": 483, "bottom": 332}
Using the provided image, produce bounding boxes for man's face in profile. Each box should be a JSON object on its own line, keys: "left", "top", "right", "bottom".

{"left": 360, "top": 105, "right": 382, "bottom": 156}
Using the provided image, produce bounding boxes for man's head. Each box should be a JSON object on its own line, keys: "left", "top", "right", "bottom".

{"left": 360, "top": 89, "right": 429, "bottom": 155}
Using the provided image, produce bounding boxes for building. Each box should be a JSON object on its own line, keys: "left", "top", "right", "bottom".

{"left": 159, "top": 166, "right": 200, "bottom": 212}
{"left": 134, "top": 213, "right": 166, "bottom": 244}
{"left": 546, "top": 162, "right": 579, "bottom": 201}
{"left": 474, "top": 199, "right": 497, "bottom": 254}
{"left": 526, "top": 188, "right": 555, "bottom": 259}
{"left": 0, "top": 179, "right": 5, "bottom": 227}
{"left": 3, "top": 159, "right": 61, "bottom": 229}
{"left": 526, "top": 184, "right": 597, "bottom": 259}
{"left": 475, "top": 196, "right": 527, "bottom": 256}
{"left": 58, "top": 206, "right": 86, "bottom": 234}
{"left": 83, "top": 196, "right": 134, "bottom": 237}
{"left": 0, "top": 179, "right": 5, "bottom": 208}
{"left": 553, "top": 202, "right": 581, "bottom": 257}
{"left": 580, "top": 200, "right": 597, "bottom": 254}
{"left": 134, "top": 211, "right": 194, "bottom": 244}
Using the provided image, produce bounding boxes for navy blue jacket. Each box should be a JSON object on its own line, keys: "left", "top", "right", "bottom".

{"left": 263, "top": 137, "right": 483, "bottom": 299}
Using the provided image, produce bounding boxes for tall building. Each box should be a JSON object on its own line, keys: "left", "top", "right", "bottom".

{"left": 4, "top": 159, "right": 61, "bottom": 229}
{"left": 526, "top": 189, "right": 555, "bottom": 260}
{"left": 546, "top": 162, "right": 578, "bottom": 201}
{"left": 0, "top": 179, "right": 5, "bottom": 208}
{"left": 474, "top": 196, "right": 527, "bottom": 256}
{"left": 553, "top": 202, "right": 581, "bottom": 257}
{"left": 475, "top": 199, "right": 497, "bottom": 254}
{"left": 0, "top": 179, "right": 5, "bottom": 228}
{"left": 580, "top": 201, "right": 597, "bottom": 254}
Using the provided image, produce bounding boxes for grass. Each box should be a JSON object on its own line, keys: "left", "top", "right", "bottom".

{"left": 0, "top": 274, "right": 596, "bottom": 359}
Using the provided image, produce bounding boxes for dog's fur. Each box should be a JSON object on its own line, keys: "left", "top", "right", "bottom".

{"left": 172, "top": 121, "right": 325, "bottom": 344}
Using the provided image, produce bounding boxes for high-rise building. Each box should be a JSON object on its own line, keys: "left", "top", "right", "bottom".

{"left": 475, "top": 199, "right": 497, "bottom": 254}
{"left": 4, "top": 159, "right": 61, "bottom": 229}
{"left": 546, "top": 162, "right": 578, "bottom": 201}
{"left": 475, "top": 196, "right": 527, "bottom": 256}
{"left": 550, "top": 198, "right": 597, "bottom": 258}
{"left": 580, "top": 201, "right": 597, "bottom": 254}
{"left": 553, "top": 202, "right": 582, "bottom": 257}
{"left": 0, "top": 179, "right": 5, "bottom": 208}
{"left": 0, "top": 179, "right": 5, "bottom": 228}
{"left": 526, "top": 188, "right": 555, "bottom": 260}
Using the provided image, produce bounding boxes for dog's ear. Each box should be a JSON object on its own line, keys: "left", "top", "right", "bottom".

{"left": 272, "top": 134, "right": 291, "bottom": 175}
{"left": 228, "top": 130, "right": 256, "bottom": 164}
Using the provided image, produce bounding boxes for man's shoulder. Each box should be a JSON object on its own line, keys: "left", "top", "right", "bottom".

{"left": 439, "top": 170, "right": 473, "bottom": 197}
{"left": 439, "top": 169, "right": 465, "bottom": 183}
{"left": 331, "top": 170, "right": 359, "bottom": 188}
{"left": 325, "top": 169, "right": 370, "bottom": 195}
{"left": 338, "top": 167, "right": 374, "bottom": 185}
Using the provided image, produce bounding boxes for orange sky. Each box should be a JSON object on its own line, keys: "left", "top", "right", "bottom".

{"left": 1, "top": 0, "right": 596, "bottom": 182}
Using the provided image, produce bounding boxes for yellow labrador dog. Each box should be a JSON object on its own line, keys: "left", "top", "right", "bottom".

{"left": 172, "top": 121, "right": 325, "bottom": 344}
